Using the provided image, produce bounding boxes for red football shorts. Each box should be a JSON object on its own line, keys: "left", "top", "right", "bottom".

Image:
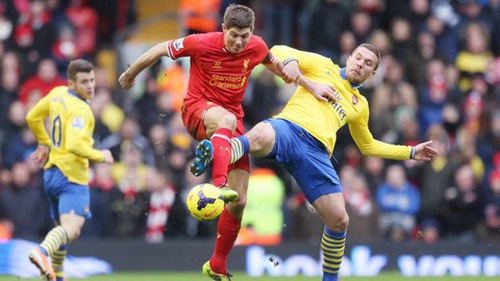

{"left": 181, "top": 99, "right": 250, "bottom": 172}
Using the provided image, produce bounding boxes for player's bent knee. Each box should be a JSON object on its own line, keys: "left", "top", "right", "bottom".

{"left": 65, "top": 226, "right": 82, "bottom": 241}
{"left": 326, "top": 213, "right": 349, "bottom": 232}
{"left": 218, "top": 113, "right": 237, "bottom": 130}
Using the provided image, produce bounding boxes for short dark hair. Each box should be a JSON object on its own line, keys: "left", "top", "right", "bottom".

{"left": 67, "top": 59, "right": 93, "bottom": 81}
{"left": 223, "top": 4, "right": 255, "bottom": 30}
{"left": 356, "top": 43, "right": 381, "bottom": 70}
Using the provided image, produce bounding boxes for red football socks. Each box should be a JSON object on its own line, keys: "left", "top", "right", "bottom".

{"left": 210, "top": 208, "right": 241, "bottom": 274}
{"left": 211, "top": 128, "right": 232, "bottom": 187}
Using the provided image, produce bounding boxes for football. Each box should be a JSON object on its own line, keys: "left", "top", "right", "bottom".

{"left": 186, "top": 183, "right": 225, "bottom": 221}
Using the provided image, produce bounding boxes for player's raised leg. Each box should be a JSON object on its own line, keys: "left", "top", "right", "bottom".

{"left": 190, "top": 139, "right": 214, "bottom": 177}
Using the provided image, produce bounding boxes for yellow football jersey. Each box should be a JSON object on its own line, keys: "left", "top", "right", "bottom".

{"left": 271, "top": 45, "right": 412, "bottom": 160}
{"left": 26, "top": 86, "right": 104, "bottom": 184}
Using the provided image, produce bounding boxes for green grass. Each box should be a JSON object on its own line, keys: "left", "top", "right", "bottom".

{"left": 0, "top": 272, "right": 498, "bottom": 280}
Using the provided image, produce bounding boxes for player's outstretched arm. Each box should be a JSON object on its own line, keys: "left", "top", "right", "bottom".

{"left": 412, "top": 140, "right": 438, "bottom": 161}
{"left": 119, "top": 42, "right": 169, "bottom": 89}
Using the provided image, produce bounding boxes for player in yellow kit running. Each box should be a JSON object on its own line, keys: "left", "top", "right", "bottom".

{"left": 192, "top": 44, "right": 438, "bottom": 281}
{"left": 26, "top": 59, "right": 114, "bottom": 281}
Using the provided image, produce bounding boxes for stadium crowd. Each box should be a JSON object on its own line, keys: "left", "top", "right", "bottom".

{"left": 0, "top": 0, "right": 499, "bottom": 245}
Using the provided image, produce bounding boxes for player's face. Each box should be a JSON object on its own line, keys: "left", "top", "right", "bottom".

{"left": 223, "top": 24, "right": 253, "bottom": 54}
{"left": 345, "top": 47, "right": 378, "bottom": 84}
{"left": 69, "top": 70, "right": 96, "bottom": 100}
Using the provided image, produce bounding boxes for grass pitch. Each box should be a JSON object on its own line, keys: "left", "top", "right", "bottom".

{"left": 0, "top": 271, "right": 497, "bottom": 280}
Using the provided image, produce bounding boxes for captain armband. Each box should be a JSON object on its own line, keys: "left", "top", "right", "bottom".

{"left": 283, "top": 57, "right": 298, "bottom": 66}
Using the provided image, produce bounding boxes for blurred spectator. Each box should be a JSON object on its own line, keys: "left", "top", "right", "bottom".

{"left": 243, "top": 66, "right": 282, "bottom": 126}
{"left": 476, "top": 110, "right": 500, "bottom": 171}
{"left": 148, "top": 123, "right": 170, "bottom": 171}
{"left": 442, "top": 162, "right": 483, "bottom": 241}
{"left": 94, "top": 86, "right": 125, "bottom": 134}
{"left": 461, "top": 75, "right": 489, "bottom": 136}
{"left": 362, "top": 156, "right": 385, "bottom": 195}
{"left": 355, "top": 0, "right": 386, "bottom": 29}
{"left": 108, "top": 145, "right": 151, "bottom": 238}
{"left": 64, "top": 0, "right": 98, "bottom": 56}
{"left": 91, "top": 0, "right": 136, "bottom": 47}
{"left": 404, "top": 29, "right": 450, "bottom": 87}
{"left": 0, "top": 162, "right": 50, "bottom": 239}
{"left": 90, "top": 88, "right": 113, "bottom": 148}
{"left": 376, "top": 164, "right": 420, "bottom": 242}
{"left": 408, "top": 0, "right": 431, "bottom": 33}
{"left": 13, "top": 0, "right": 56, "bottom": 73}
{"left": 179, "top": 0, "right": 221, "bottom": 35}
{"left": 2, "top": 126, "right": 36, "bottom": 169}
{"left": 413, "top": 125, "right": 457, "bottom": 239}
{"left": 417, "top": 58, "right": 450, "bottom": 134}
{"left": 485, "top": 0, "right": 500, "bottom": 55}
{"left": 51, "top": 24, "right": 81, "bottom": 74}
{"left": 336, "top": 30, "right": 358, "bottom": 65}
{"left": 477, "top": 168, "right": 500, "bottom": 240}
{"left": 455, "top": 21, "right": 493, "bottom": 92}
{"left": 342, "top": 166, "right": 380, "bottom": 242}
{"left": 389, "top": 17, "right": 416, "bottom": 60}
{"left": 350, "top": 10, "right": 374, "bottom": 44}
{"left": 0, "top": 50, "right": 22, "bottom": 144}
{"left": 253, "top": 0, "right": 295, "bottom": 46}
{"left": 440, "top": 103, "right": 462, "bottom": 146}
{"left": 236, "top": 167, "right": 285, "bottom": 245}
{"left": 145, "top": 167, "right": 176, "bottom": 243}
{"left": 17, "top": 58, "right": 66, "bottom": 105}
{"left": 99, "top": 116, "right": 155, "bottom": 165}
{"left": 134, "top": 74, "right": 161, "bottom": 135}
{"left": 1, "top": 101, "right": 27, "bottom": 164}
{"left": 454, "top": 126, "right": 485, "bottom": 180}
{"left": 156, "top": 61, "right": 188, "bottom": 114}
{"left": 370, "top": 56, "right": 417, "bottom": 139}
{"left": 423, "top": 14, "right": 459, "bottom": 62}
{"left": 83, "top": 163, "right": 117, "bottom": 237}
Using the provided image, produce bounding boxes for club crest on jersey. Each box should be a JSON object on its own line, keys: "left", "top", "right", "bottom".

{"left": 72, "top": 117, "right": 84, "bottom": 129}
{"left": 173, "top": 38, "right": 184, "bottom": 51}
{"left": 352, "top": 95, "right": 359, "bottom": 105}
{"left": 242, "top": 59, "right": 250, "bottom": 72}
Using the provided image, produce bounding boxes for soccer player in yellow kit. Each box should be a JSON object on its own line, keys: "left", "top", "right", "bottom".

{"left": 193, "top": 44, "right": 438, "bottom": 281}
{"left": 26, "top": 59, "right": 114, "bottom": 281}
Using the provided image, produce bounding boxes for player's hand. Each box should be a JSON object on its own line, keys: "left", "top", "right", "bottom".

{"left": 118, "top": 71, "right": 135, "bottom": 89}
{"left": 102, "top": 149, "right": 114, "bottom": 164}
{"left": 308, "top": 81, "right": 339, "bottom": 103}
{"left": 30, "top": 145, "right": 50, "bottom": 168}
{"left": 281, "top": 61, "right": 301, "bottom": 84}
{"left": 412, "top": 140, "right": 438, "bottom": 161}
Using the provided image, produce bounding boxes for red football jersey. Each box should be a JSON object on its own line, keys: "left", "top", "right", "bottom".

{"left": 166, "top": 32, "right": 273, "bottom": 118}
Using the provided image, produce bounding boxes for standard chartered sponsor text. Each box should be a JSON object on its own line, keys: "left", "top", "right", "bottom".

{"left": 210, "top": 74, "right": 247, "bottom": 89}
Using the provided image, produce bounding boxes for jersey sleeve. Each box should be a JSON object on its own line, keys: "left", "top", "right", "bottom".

{"left": 253, "top": 36, "right": 274, "bottom": 64}
{"left": 270, "top": 45, "right": 329, "bottom": 73}
{"left": 65, "top": 107, "right": 104, "bottom": 162}
{"left": 166, "top": 34, "right": 206, "bottom": 59}
{"left": 349, "top": 104, "right": 412, "bottom": 160}
{"left": 25, "top": 94, "right": 52, "bottom": 146}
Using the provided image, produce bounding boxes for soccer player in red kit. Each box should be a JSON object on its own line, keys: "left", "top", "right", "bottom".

{"left": 119, "top": 4, "right": 301, "bottom": 280}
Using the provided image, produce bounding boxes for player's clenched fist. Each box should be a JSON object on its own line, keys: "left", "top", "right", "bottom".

{"left": 118, "top": 71, "right": 135, "bottom": 89}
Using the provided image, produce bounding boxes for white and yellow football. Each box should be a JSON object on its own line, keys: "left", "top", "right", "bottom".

{"left": 186, "top": 183, "right": 225, "bottom": 221}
